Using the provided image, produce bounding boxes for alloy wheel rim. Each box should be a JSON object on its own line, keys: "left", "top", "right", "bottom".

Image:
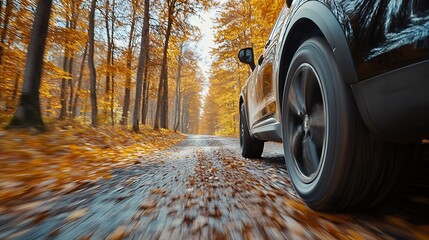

{"left": 286, "top": 63, "right": 326, "bottom": 183}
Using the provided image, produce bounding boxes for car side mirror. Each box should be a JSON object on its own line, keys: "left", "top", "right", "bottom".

{"left": 238, "top": 48, "right": 256, "bottom": 71}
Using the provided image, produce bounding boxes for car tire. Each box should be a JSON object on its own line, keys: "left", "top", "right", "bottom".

{"left": 282, "top": 37, "right": 417, "bottom": 210}
{"left": 240, "top": 104, "right": 264, "bottom": 158}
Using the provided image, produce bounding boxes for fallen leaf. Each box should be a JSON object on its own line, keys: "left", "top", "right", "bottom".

{"left": 15, "top": 201, "right": 44, "bottom": 212}
{"left": 140, "top": 199, "right": 157, "bottom": 209}
{"left": 191, "top": 215, "right": 208, "bottom": 232}
{"left": 150, "top": 188, "right": 167, "bottom": 196}
{"left": 106, "top": 225, "right": 127, "bottom": 240}
{"left": 66, "top": 208, "right": 89, "bottom": 222}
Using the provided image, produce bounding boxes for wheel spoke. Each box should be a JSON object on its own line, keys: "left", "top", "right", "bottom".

{"left": 291, "top": 125, "right": 304, "bottom": 160}
{"left": 288, "top": 75, "right": 305, "bottom": 117}
{"left": 302, "top": 134, "right": 320, "bottom": 176}
{"left": 309, "top": 103, "right": 325, "bottom": 147}
{"left": 301, "top": 66, "right": 319, "bottom": 112}
{"left": 287, "top": 63, "right": 326, "bottom": 181}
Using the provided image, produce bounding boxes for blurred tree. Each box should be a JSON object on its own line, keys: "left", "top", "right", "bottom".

{"left": 173, "top": 42, "right": 183, "bottom": 132}
{"left": 71, "top": 42, "right": 88, "bottom": 117}
{"left": 154, "top": 0, "right": 210, "bottom": 130}
{"left": 88, "top": 0, "right": 98, "bottom": 127}
{"left": 101, "top": 0, "right": 117, "bottom": 125}
{"left": 58, "top": 0, "right": 85, "bottom": 120}
{"left": 7, "top": 0, "right": 53, "bottom": 131}
{"left": 132, "top": 0, "right": 149, "bottom": 132}
{"left": 0, "top": 0, "right": 207, "bottom": 134}
{"left": 120, "top": 0, "right": 139, "bottom": 125}
{"left": 0, "top": 0, "right": 12, "bottom": 65}
{"left": 154, "top": 0, "right": 175, "bottom": 130}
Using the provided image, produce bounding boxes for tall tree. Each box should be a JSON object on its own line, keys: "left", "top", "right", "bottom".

{"left": 72, "top": 42, "right": 88, "bottom": 117}
{"left": 0, "top": 0, "right": 12, "bottom": 65}
{"left": 141, "top": 55, "right": 150, "bottom": 125}
{"left": 67, "top": 0, "right": 81, "bottom": 115}
{"left": 59, "top": 45, "right": 69, "bottom": 119}
{"left": 102, "top": 0, "right": 117, "bottom": 124}
{"left": 120, "top": 0, "right": 138, "bottom": 125}
{"left": 132, "top": 0, "right": 149, "bottom": 132}
{"left": 173, "top": 42, "right": 184, "bottom": 131}
{"left": 59, "top": 0, "right": 83, "bottom": 119}
{"left": 7, "top": 0, "right": 53, "bottom": 131}
{"left": 154, "top": 0, "right": 175, "bottom": 130}
{"left": 153, "top": 0, "right": 210, "bottom": 130}
{"left": 88, "top": 0, "right": 98, "bottom": 127}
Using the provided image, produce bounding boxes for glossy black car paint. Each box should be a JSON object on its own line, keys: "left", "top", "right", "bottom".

{"left": 241, "top": 0, "right": 429, "bottom": 143}
{"left": 305, "top": 0, "right": 429, "bottom": 80}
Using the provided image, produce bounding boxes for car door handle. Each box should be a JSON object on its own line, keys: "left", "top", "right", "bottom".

{"left": 265, "top": 39, "right": 271, "bottom": 49}
{"left": 258, "top": 55, "right": 264, "bottom": 65}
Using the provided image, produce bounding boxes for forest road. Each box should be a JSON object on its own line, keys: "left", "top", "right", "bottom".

{"left": 2, "top": 135, "right": 429, "bottom": 239}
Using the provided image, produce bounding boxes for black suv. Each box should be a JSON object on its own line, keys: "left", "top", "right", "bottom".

{"left": 238, "top": 0, "right": 429, "bottom": 210}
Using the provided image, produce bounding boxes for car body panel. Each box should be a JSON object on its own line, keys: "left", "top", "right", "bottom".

{"left": 339, "top": 0, "right": 429, "bottom": 80}
{"left": 241, "top": 0, "right": 429, "bottom": 142}
{"left": 352, "top": 59, "right": 429, "bottom": 142}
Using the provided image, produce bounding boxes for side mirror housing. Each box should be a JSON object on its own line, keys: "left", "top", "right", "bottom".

{"left": 238, "top": 48, "right": 255, "bottom": 70}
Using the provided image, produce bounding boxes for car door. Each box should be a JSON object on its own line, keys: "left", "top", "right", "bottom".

{"left": 254, "top": 7, "right": 288, "bottom": 125}
{"left": 246, "top": 63, "right": 263, "bottom": 128}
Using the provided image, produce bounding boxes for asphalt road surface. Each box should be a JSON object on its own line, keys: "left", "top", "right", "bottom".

{"left": 1, "top": 135, "right": 429, "bottom": 239}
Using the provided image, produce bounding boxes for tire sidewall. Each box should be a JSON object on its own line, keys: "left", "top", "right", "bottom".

{"left": 240, "top": 104, "right": 264, "bottom": 158}
{"left": 240, "top": 104, "right": 246, "bottom": 153}
{"left": 282, "top": 38, "right": 354, "bottom": 208}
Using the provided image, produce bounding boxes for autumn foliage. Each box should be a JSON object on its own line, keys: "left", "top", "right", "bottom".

{"left": 201, "top": 0, "right": 284, "bottom": 136}
{"left": 0, "top": 120, "right": 185, "bottom": 205}
{"left": 0, "top": 0, "right": 208, "bottom": 133}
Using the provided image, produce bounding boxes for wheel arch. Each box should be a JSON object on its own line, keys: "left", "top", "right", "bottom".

{"left": 239, "top": 94, "right": 249, "bottom": 129}
{"left": 277, "top": 1, "right": 359, "bottom": 114}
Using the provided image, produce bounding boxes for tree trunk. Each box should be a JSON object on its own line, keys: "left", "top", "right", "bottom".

{"left": 103, "top": 0, "right": 116, "bottom": 125}
{"left": 111, "top": 71, "right": 115, "bottom": 125}
{"left": 7, "top": 0, "right": 53, "bottom": 131}
{"left": 132, "top": 0, "right": 149, "bottom": 132}
{"left": 110, "top": 46, "right": 115, "bottom": 126}
{"left": 88, "top": 0, "right": 98, "bottom": 127}
{"left": 72, "top": 42, "right": 88, "bottom": 117}
{"left": 67, "top": 1, "right": 78, "bottom": 114}
{"left": 155, "top": 0, "right": 175, "bottom": 130}
{"left": 8, "top": 73, "right": 20, "bottom": 111}
{"left": 0, "top": 0, "right": 12, "bottom": 65}
{"left": 120, "top": 1, "right": 137, "bottom": 125}
{"left": 110, "top": 0, "right": 116, "bottom": 126}
{"left": 141, "top": 59, "right": 149, "bottom": 125}
{"left": 173, "top": 44, "right": 183, "bottom": 132}
{"left": 181, "top": 96, "right": 190, "bottom": 133}
{"left": 59, "top": 17, "right": 71, "bottom": 120}
{"left": 59, "top": 12, "right": 77, "bottom": 120}
{"left": 0, "top": 0, "right": 13, "bottom": 64}
{"left": 67, "top": 55, "right": 75, "bottom": 113}
{"left": 120, "top": 52, "right": 132, "bottom": 125}
{"left": 104, "top": 0, "right": 112, "bottom": 97}
{"left": 59, "top": 49, "right": 69, "bottom": 119}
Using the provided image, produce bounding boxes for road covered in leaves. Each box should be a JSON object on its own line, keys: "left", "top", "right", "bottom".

{"left": 1, "top": 133, "right": 429, "bottom": 239}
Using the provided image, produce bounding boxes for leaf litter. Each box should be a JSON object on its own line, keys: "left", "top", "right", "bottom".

{"left": 0, "top": 121, "right": 185, "bottom": 206}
